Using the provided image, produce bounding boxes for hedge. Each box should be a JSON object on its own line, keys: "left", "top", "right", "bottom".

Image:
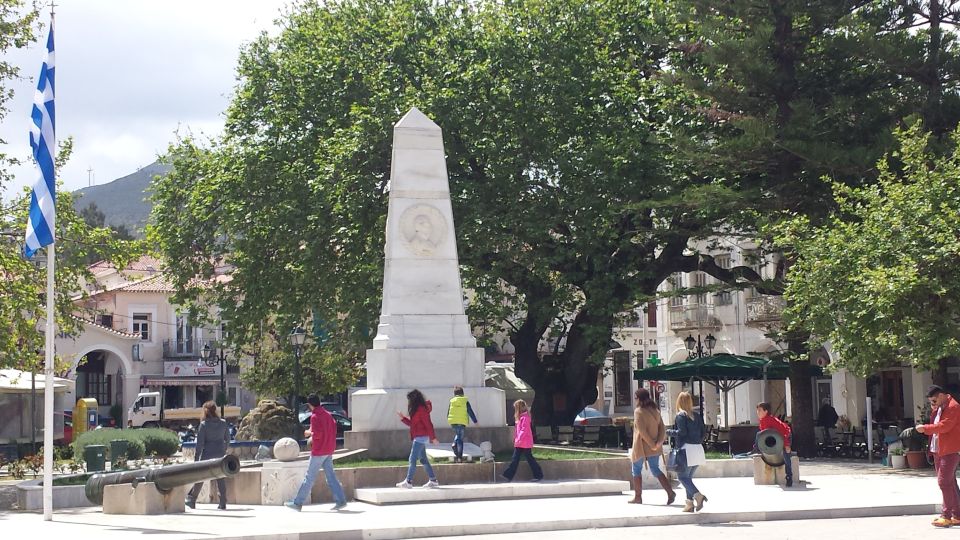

{"left": 73, "top": 427, "right": 181, "bottom": 460}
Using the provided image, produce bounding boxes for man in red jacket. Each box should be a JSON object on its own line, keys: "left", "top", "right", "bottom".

{"left": 757, "top": 402, "right": 793, "bottom": 487}
{"left": 285, "top": 394, "right": 347, "bottom": 511}
{"left": 917, "top": 385, "right": 960, "bottom": 528}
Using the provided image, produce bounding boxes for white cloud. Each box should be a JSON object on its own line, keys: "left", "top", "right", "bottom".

{"left": 0, "top": 0, "right": 284, "bottom": 199}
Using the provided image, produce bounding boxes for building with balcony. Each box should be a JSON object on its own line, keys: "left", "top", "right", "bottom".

{"left": 54, "top": 257, "right": 255, "bottom": 424}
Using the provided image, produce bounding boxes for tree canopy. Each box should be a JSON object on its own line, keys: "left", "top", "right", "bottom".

{"left": 779, "top": 124, "right": 960, "bottom": 376}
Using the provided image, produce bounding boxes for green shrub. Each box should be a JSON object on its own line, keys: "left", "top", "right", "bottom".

{"left": 73, "top": 428, "right": 145, "bottom": 460}
{"left": 137, "top": 428, "right": 181, "bottom": 457}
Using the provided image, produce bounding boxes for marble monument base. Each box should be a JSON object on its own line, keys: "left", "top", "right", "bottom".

{"left": 261, "top": 461, "right": 310, "bottom": 505}
{"left": 349, "top": 386, "right": 506, "bottom": 431}
{"left": 345, "top": 426, "right": 514, "bottom": 460}
{"left": 102, "top": 482, "right": 186, "bottom": 515}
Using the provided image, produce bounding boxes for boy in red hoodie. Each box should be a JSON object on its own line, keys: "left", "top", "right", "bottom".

{"left": 757, "top": 402, "right": 793, "bottom": 487}
{"left": 917, "top": 385, "right": 960, "bottom": 528}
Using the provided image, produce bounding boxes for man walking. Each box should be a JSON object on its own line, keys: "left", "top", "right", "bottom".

{"left": 286, "top": 394, "right": 347, "bottom": 511}
{"left": 917, "top": 385, "right": 960, "bottom": 528}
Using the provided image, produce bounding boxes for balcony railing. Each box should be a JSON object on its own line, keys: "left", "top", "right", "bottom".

{"left": 745, "top": 295, "right": 785, "bottom": 325}
{"left": 162, "top": 338, "right": 212, "bottom": 359}
{"left": 668, "top": 304, "right": 722, "bottom": 332}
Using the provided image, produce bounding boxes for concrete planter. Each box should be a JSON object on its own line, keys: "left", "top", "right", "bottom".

{"left": 890, "top": 454, "right": 907, "bottom": 469}
{"left": 16, "top": 477, "right": 95, "bottom": 510}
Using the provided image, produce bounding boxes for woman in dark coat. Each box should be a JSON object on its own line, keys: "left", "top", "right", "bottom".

{"left": 186, "top": 401, "right": 231, "bottom": 510}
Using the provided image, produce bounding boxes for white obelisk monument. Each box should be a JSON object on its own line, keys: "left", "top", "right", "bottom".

{"left": 346, "top": 108, "right": 507, "bottom": 456}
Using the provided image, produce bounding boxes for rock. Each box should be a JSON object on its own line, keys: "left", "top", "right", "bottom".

{"left": 273, "top": 437, "right": 300, "bottom": 462}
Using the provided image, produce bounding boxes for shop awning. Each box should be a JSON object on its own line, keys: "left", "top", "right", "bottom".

{"left": 142, "top": 378, "right": 220, "bottom": 387}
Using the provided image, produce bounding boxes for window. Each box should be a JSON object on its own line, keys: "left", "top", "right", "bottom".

{"left": 742, "top": 250, "right": 763, "bottom": 298}
{"left": 175, "top": 314, "right": 194, "bottom": 354}
{"left": 646, "top": 301, "right": 657, "bottom": 328}
{"left": 132, "top": 313, "right": 150, "bottom": 341}
{"left": 95, "top": 313, "right": 114, "bottom": 329}
{"left": 669, "top": 273, "right": 684, "bottom": 307}
{"left": 691, "top": 272, "right": 708, "bottom": 304}
{"left": 196, "top": 385, "right": 215, "bottom": 405}
{"left": 614, "top": 351, "right": 632, "bottom": 407}
{"left": 84, "top": 373, "right": 112, "bottom": 405}
{"left": 142, "top": 395, "right": 157, "bottom": 408}
{"left": 228, "top": 387, "right": 238, "bottom": 407}
{"left": 714, "top": 255, "right": 732, "bottom": 305}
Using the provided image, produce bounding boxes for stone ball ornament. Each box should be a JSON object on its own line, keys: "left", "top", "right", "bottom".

{"left": 273, "top": 437, "right": 300, "bottom": 462}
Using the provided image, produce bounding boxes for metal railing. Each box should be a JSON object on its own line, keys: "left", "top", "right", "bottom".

{"left": 668, "top": 304, "right": 722, "bottom": 332}
{"left": 745, "top": 295, "right": 785, "bottom": 325}
{"left": 162, "top": 338, "right": 212, "bottom": 359}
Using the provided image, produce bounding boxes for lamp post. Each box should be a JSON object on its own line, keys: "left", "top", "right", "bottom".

{"left": 200, "top": 343, "right": 227, "bottom": 418}
{"left": 288, "top": 328, "right": 306, "bottom": 418}
{"left": 684, "top": 333, "right": 717, "bottom": 416}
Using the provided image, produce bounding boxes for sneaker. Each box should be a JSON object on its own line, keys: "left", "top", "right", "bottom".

{"left": 396, "top": 480, "right": 413, "bottom": 489}
{"left": 530, "top": 477, "right": 542, "bottom": 482}
{"left": 932, "top": 517, "right": 952, "bottom": 528}
{"left": 332, "top": 502, "right": 347, "bottom": 511}
{"left": 423, "top": 479, "right": 440, "bottom": 488}
{"left": 500, "top": 474, "right": 511, "bottom": 483}
{"left": 284, "top": 501, "right": 302, "bottom": 512}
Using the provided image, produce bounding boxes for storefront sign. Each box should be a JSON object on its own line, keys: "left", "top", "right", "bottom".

{"left": 163, "top": 361, "right": 222, "bottom": 377}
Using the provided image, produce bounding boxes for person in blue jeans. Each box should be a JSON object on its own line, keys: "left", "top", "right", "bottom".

{"left": 447, "top": 386, "right": 479, "bottom": 463}
{"left": 396, "top": 389, "right": 440, "bottom": 488}
{"left": 666, "top": 391, "right": 707, "bottom": 512}
{"left": 285, "top": 395, "right": 347, "bottom": 511}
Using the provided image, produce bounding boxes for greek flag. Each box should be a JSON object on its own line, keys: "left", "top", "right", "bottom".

{"left": 24, "top": 23, "right": 56, "bottom": 258}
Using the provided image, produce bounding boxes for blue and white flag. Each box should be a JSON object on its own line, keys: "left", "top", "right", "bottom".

{"left": 24, "top": 22, "right": 56, "bottom": 258}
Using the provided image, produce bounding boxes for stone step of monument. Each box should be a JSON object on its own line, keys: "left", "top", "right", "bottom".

{"left": 354, "top": 479, "right": 630, "bottom": 505}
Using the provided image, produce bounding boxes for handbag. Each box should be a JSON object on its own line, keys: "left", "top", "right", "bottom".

{"left": 667, "top": 446, "right": 687, "bottom": 472}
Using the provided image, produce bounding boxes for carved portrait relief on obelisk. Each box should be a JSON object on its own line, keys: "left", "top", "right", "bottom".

{"left": 399, "top": 204, "right": 447, "bottom": 257}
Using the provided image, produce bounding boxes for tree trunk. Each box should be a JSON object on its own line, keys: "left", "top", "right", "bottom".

{"left": 788, "top": 359, "right": 816, "bottom": 457}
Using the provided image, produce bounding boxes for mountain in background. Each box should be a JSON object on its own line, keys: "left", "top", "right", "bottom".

{"left": 72, "top": 161, "right": 171, "bottom": 236}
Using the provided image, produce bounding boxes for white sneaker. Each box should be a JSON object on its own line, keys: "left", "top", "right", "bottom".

{"left": 396, "top": 480, "right": 413, "bottom": 489}
{"left": 422, "top": 479, "right": 440, "bottom": 488}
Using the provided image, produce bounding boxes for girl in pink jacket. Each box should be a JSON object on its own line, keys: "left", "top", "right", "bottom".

{"left": 501, "top": 400, "right": 543, "bottom": 482}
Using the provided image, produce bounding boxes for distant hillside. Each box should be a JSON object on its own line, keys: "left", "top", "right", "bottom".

{"left": 72, "top": 161, "right": 171, "bottom": 236}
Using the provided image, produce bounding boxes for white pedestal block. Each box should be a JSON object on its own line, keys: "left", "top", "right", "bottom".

{"left": 260, "top": 461, "right": 310, "bottom": 505}
{"left": 752, "top": 455, "right": 800, "bottom": 486}
{"left": 366, "top": 347, "right": 485, "bottom": 388}
{"left": 102, "top": 482, "right": 186, "bottom": 515}
{"left": 350, "top": 387, "right": 506, "bottom": 431}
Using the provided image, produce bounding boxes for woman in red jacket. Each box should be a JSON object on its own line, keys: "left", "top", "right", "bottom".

{"left": 396, "top": 389, "right": 440, "bottom": 489}
{"left": 917, "top": 385, "right": 960, "bottom": 528}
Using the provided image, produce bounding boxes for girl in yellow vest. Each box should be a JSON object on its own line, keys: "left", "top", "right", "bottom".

{"left": 447, "top": 386, "right": 479, "bottom": 463}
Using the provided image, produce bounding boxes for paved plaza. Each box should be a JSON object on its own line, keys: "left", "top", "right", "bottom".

{"left": 0, "top": 471, "right": 944, "bottom": 540}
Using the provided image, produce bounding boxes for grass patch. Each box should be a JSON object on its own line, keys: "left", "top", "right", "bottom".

{"left": 335, "top": 447, "right": 618, "bottom": 468}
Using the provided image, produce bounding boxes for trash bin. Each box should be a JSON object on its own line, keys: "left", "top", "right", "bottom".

{"left": 109, "top": 440, "right": 129, "bottom": 467}
{"left": 84, "top": 444, "right": 106, "bottom": 472}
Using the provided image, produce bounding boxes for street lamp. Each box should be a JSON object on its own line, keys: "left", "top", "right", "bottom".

{"left": 684, "top": 333, "right": 717, "bottom": 416}
{"left": 288, "top": 328, "right": 306, "bottom": 417}
{"left": 200, "top": 343, "right": 227, "bottom": 418}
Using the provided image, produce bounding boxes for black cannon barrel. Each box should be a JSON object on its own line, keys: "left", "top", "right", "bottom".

{"left": 85, "top": 454, "right": 240, "bottom": 505}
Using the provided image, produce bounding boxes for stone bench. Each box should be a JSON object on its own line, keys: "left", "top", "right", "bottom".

{"left": 354, "top": 479, "right": 629, "bottom": 505}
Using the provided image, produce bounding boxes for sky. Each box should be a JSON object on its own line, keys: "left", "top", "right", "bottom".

{"left": 0, "top": 0, "right": 286, "bottom": 201}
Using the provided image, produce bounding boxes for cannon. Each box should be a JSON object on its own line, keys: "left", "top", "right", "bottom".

{"left": 85, "top": 454, "right": 240, "bottom": 505}
{"left": 756, "top": 428, "right": 786, "bottom": 467}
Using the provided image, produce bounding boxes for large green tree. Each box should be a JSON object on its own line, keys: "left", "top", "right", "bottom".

{"left": 665, "top": 0, "right": 960, "bottom": 455}
{"left": 152, "top": 0, "right": 754, "bottom": 422}
{"left": 779, "top": 124, "right": 960, "bottom": 376}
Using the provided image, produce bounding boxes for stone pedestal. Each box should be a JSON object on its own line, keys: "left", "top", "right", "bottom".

{"left": 752, "top": 455, "right": 800, "bottom": 486}
{"left": 102, "top": 482, "right": 186, "bottom": 515}
{"left": 197, "top": 469, "right": 262, "bottom": 505}
{"left": 261, "top": 461, "right": 309, "bottom": 505}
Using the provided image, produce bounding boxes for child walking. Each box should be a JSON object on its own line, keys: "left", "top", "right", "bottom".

{"left": 501, "top": 399, "right": 543, "bottom": 482}
{"left": 396, "top": 389, "right": 440, "bottom": 488}
{"left": 447, "top": 386, "right": 479, "bottom": 463}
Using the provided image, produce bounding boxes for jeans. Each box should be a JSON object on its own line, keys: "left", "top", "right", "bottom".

{"left": 406, "top": 440, "right": 436, "bottom": 482}
{"left": 783, "top": 450, "right": 794, "bottom": 480}
{"left": 451, "top": 424, "right": 466, "bottom": 455}
{"left": 677, "top": 464, "right": 700, "bottom": 500}
{"left": 502, "top": 448, "right": 543, "bottom": 480}
{"left": 632, "top": 455, "right": 663, "bottom": 478}
{"left": 293, "top": 454, "right": 346, "bottom": 506}
{"left": 935, "top": 453, "right": 960, "bottom": 519}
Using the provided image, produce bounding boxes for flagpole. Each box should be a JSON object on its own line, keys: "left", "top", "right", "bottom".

{"left": 43, "top": 242, "right": 54, "bottom": 521}
{"left": 42, "top": 3, "right": 56, "bottom": 522}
